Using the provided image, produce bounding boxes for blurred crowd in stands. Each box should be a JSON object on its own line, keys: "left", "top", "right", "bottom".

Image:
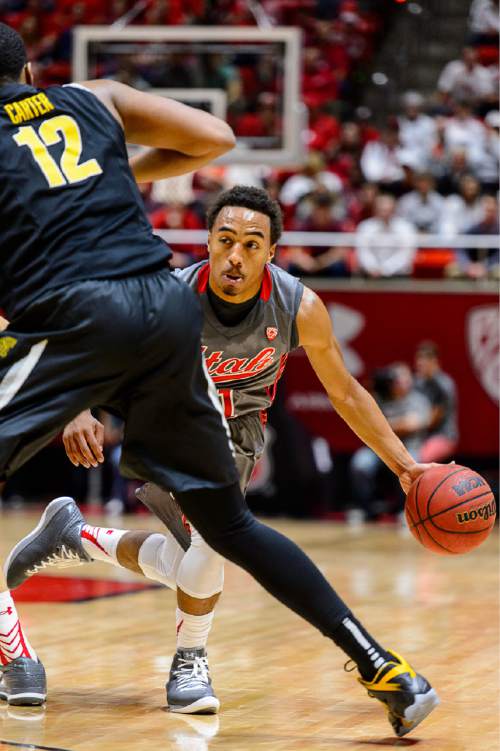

{"left": 0, "top": 0, "right": 496, "bottom": 516}
{"left": 1, "top": 0, "right": 498, "bottom": 283}
{"left": 146, "top": 36, "right": 500, "bottom": 281}
{"left": 349, "top": 341, "right": 458, "bottom": 522}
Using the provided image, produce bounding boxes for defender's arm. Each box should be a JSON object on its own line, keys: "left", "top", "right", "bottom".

{"left": 82, "top": 80, "right": 236, "bottom": 181}
{"left": 296, "top": 286, "right": 435, "bottom": 493}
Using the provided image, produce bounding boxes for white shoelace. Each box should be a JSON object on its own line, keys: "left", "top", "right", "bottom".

{"left": 173, "top": 655, "right": 210, "bottom": 689}
{"left": 27, "top": 545, "right": 84, "bottom": 575}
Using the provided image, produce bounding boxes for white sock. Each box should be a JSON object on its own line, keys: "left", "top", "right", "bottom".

{"left": 0, "top": 591, "right": 37, "bottom": 665}
{"left": 81, "top": 524, "right": 127, "bottom": 566}
{"left": 176, "top": 607, "right": 214, "bottom": 651}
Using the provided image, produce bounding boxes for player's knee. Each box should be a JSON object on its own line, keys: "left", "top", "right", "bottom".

{"left": 138, "top": 532, "right": 184, "bottom": 589}
{"left": 177, "top": 482, "right": 258, "bottom": 561}
{"left": 176, "top": 536, "right": 225, "bottom": 598}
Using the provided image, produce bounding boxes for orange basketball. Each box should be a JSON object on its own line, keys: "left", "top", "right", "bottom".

{"left": 405, "top": 465, "right": 496, "bottom": 555}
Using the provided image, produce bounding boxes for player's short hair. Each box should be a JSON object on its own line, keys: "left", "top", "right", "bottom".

{"left": 207, "top": 185, "right": 283, "bottom": 246}
{"left": 0, "top": 23, "right": 27, "bottom": 84}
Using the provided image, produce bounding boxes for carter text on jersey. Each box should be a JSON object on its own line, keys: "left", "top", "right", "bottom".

{"left": 4, "top": 93, "right": 55, "bottom": 124}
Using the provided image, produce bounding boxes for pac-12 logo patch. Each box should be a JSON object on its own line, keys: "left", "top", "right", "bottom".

{"left": 467, "top": 305, "right": 499, "bottom": 404}
{"left": 266, "top": 327, "right": 278, "bottom": 341}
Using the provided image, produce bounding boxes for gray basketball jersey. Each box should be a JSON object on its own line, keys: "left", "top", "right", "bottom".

{"left": 176, "top": 261, "right": 304, "bottom": 423}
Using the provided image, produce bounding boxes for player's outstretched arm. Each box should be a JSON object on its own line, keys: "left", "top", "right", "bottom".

{"left": 81, "top": 80, "right": 236, "bottom": 181}
{"left": 0, "top": 316, "right": 8, "bottom": 331}
{"left": 297, "top": 286, "right": 437, "bottom": 493}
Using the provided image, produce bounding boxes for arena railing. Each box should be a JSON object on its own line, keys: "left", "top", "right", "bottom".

{"left": 155, "top": 230, "right": 500, "bottom": 249}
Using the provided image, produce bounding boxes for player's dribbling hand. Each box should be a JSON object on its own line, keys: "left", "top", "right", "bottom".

{"left": 398, "top": 462, "right": 446, "bottom": 495}
{"left": 63, "top": 410, "right": 105, "bottom": 468}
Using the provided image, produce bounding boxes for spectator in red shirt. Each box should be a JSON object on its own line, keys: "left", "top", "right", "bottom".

{"left": 346, "top": 181, "right": 379, "bottom": 225}
{"left": 305, "top": 94, "right": 340, "bottom": 152}
{"left": 327, "top": 121, "right": 363, "bottom": 183}
{"left": 302, "top": 46, "right": 339, "bottom": 106}
{"left": 235, "top": 92, "right": 281, "bottom": 141}
{"left": 143, "top": 0, "right": 187, "bottom": 25}
{"left": 149, "top": 202, "right": 205, "bottom": 267}
{"left": 314, "top": 18, "right": 350, "bottom": 80}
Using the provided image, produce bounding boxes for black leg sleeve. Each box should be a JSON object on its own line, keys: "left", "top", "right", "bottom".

{"left": 176, "top": 482, "right": 350, "bottom": 638}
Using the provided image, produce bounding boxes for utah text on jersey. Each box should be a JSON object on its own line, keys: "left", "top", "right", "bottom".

{"left": 176, "top": 261, "right": 304, "bottom": 421}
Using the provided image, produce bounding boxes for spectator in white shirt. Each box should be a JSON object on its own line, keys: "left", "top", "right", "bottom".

{"left": 475, "top": 110, "right": 500, "bottom": 191}
{"left": 440, "top": 174, "right": 484, "bottom": 236}
{"left": 438, "top": 47, "right": 496, "bottom": 108}
{"left": 397, "top": 172, "right": 444, "bottom": 232}
{"left": 443, "top": 100, "right": 487, "bottom": 164}
{"left": 360, "top": 123, "right": 405, "bottom": 191}
{"left": 398, "top": 91, "right": 437, "bottom": 169}
{"left": 356, "top": 194, "right": 417, "bottom": 277}
{"left": 469, "top": 0, "right": 500, "bottom": 43}
{"left": 279, "top": 151, "right": 342, "bottom": 207}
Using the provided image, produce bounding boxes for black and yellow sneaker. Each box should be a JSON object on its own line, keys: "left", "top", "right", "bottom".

{"left": 358, "top": 650, "right": 439, "bottom": 737}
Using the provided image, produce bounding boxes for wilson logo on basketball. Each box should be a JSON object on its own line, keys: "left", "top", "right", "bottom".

{"left": 266, "top": 327, "right": 278, "bottom": 341}
{"left": 451, "top": 476, "right": 486, "bottom": 496}
{"left": 202, "top": 345, "right": 276, "bottom": 383}
{"left": 456, "top": 500, "right": 496, "bottom": 525}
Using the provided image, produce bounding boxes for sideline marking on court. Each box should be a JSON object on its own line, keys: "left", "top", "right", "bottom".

{"left": 0, "top": 740, "right": 73, "bottom": 751}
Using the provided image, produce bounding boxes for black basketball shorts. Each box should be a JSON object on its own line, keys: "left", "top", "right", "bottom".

{"left": 0, "top": 269, "right": 238, "bottom": 493}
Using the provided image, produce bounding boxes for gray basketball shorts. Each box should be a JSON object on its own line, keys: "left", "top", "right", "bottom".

{"left": 228, "top": 412, "right": 265, "bottom": 495}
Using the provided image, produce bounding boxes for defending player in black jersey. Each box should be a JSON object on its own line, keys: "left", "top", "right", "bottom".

{"left": 0, "top": 21, "right": 235, "bottom": 702}
{"left": 6, "top": 187, "right": 441, "bottom": 735}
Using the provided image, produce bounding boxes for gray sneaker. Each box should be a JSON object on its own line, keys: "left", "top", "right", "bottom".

{"left": 167, "top": 648, "right": 220, "bottom": 715}
{"left": 135, "top": 484, "right": 191, "bottom": 552}
{"left": 4, "top": 496, "right": 92, "bottom": 590}
{"left": 0, "top": 658, "right": 47, "bottom": 706}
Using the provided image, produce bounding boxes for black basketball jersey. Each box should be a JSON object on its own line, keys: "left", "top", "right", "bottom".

{"left": 0, "top": 82, "right": 170, "bottom": 318}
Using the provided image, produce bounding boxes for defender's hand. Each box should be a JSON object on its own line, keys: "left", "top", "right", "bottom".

{"left": 398, "top": 462, "right": 444, "bottom": 495}
{"left": 63, "top": 410, "right": 105, "bottom": 468}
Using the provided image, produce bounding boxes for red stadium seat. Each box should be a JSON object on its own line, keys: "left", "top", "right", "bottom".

{"left": 413, "top": 249, "right": 455, "bottom": 279}
{"left": 476, "top": 45, "right": 500, "bottom": 66}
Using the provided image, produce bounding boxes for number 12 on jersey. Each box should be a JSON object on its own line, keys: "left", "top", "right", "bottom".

{"left": 13, "top": 114, "right": 103, "bottom": 188}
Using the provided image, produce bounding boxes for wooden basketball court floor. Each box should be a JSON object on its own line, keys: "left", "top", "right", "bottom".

{"left": 0, "top": 510, "right": 498, "bottom": 751}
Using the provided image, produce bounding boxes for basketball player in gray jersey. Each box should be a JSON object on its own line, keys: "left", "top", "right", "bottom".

{"left": 6, "top": 187, "right": 440, "bottom": 735}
